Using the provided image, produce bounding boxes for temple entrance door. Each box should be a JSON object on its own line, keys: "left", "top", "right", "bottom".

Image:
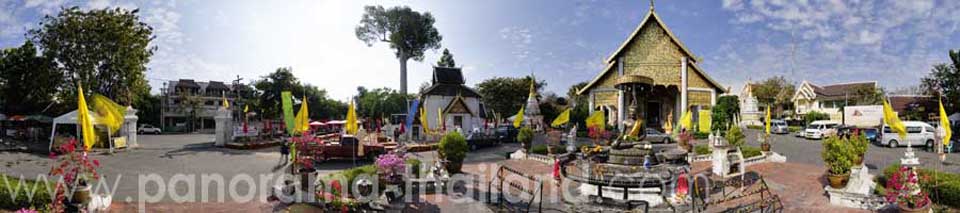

{"left": 646, "top": 102, "right": 662, "bottom": 130}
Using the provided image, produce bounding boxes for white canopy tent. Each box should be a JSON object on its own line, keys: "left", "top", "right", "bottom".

{"left": 49, "top": 110, "right": 111, "bottom": 152}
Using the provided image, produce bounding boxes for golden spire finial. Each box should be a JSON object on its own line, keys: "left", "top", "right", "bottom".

{"left": 650, "top": 0, "right": 655, "bottom": 11}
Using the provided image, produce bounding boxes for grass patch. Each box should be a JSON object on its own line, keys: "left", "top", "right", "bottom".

{"left": 529, "top": 144, "right": 567, "bottom": 155}
{"left": 746, "top": 125, "right": 763, "bottom": 130}
{"left": 694, "top": 144, "right": 711, "bottom": 155}
{"left": 741, "top": 146, "right": 762, "bottom": 158}
{"left": 788, "top": 126, "right": 803, "bottom": 133}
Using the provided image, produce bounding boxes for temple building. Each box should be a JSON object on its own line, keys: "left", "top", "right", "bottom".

{"left": 419, "top": 66, "right": 486, "bottom": 133}
{"left": 577, "top": 6, "right": 726, "bottom": 132}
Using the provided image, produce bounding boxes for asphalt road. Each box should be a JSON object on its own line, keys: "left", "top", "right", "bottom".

{"left": 742, "top": 129, "right": 960, "bottom": 174}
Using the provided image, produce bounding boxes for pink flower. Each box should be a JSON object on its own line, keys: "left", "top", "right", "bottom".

{"left": 92, "top": 159, "right": 100, "bottom": 167}
{"left": 15, "top": 208, "right": 38, "bottom": 213}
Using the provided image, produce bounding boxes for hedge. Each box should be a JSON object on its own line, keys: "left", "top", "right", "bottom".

{"left": 741, "top": 146, "right": 762, "bottom": 159}
{"left": 0, "top": 175, "right": 52, "bottom": 210}
{"left": 877, "top": 164, "right": 960, "bottom": 208}
{"left": 746, "top": 125, "right": 763, "bottom": 130}
{"left": 693, "top": 132, "right": 710, "bottom": 140}
{"left": 529, "top": 144, "right": 568, "bottom": 155}
{"left": 694, "top": 144, "right": 711, "bottom": 155}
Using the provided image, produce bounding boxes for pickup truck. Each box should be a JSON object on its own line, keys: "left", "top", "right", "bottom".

{"left": 466, "top": 131, "right": 500, "bottom": 151}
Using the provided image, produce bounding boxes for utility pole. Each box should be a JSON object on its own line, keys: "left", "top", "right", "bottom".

{"left": 233, "top": 75, "right": 244, "bottom": 122}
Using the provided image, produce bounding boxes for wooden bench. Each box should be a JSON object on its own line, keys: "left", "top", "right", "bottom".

{"left": 487, "top": 165, "right": 543, "bottom": 213}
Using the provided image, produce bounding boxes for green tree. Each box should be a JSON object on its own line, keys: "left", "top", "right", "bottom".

{"left": 711, "top": 95, "right": 740, "bottom": 132}
{"left": 253, "top": 67, "right": 303, "bottom": 119}
{"left": 355, "top": 5, "right": 443, "bottom": 94}
{"left": 437, "top": 48, "right": 456, "bottom": 67}
{"left": 567, "top": 82, "right": 590, "bottom": 129}
{"left": 753, "top": 76, "right": 795, "bottom": 117}
{"left": 921, "top": 49, "right": 960, "bottom": 114}
{"left": 174, "top": 91, "right": 202, "bottom": 132}
{"left": 356, "top": 87, "right": 413, "bottom": 119}
{"left": 133, "top": 93, "right": 160, "bottom": 127}
{"left": 30, "top": 7, "right": 155, "bottom": 105}
{"left": 0, "top": 41, "right": 61, "bottom": 115}
{"left": 475, "top": 76, "right": 546, "bottom": 118}
{"left": 851, "top": 85, "right": 884, "bottom": 105}
{"left": 303, "top": 85, "right": 348, "bottom": 120}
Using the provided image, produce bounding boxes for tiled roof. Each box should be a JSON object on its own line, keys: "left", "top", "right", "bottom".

{"left": 205, "top": 81, "right": 231, "bottom": 90}
{"left": 810, "top": 82, "right": 876, "bottom": 97}
{"left": 175, "top": 79, "right": 200, "bottom": 88}
{"left": 888, "top": 95, "right": 936, "bottom": 112}
{"left": 432, "top": 67, "right": 464, "bottom": 84}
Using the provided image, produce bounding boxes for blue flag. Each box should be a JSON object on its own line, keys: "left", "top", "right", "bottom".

{"left": 406, "top": 99, "right": 420, "bottom": 129}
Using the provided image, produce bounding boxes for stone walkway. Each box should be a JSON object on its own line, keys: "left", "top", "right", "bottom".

{"left": 693, "top": 161, "right": 869, "bottom": 213}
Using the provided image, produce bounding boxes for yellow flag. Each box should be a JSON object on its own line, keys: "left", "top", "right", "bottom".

{"left": 222, "top": 94, "right": 229, "bottom": 108}
{"left": 420, "top": 106, "right": 430, "bottom": 134}
{"left": 699, "top": 110, "right": 712, "bottom": 133}
{"left": 883, "top": 99, "right": 907, "bottom": 140}
{"left": 680, "top": 110, "right": 693, "bottom": 130}
{"left": 764, "top": 106, "right": 771, "bottom": 135}
{"left": 437, "top": 107, "right": 445, "bottom": 130}
{"left": 244, "top": 105, "right": 249, "bottom": 113}
{"left": 293, "top": 96, "right": 310, "bottom": 134}
{"left": 940, "top": 97, "right": 952, "bottom": 145}
{"left": 346, "top": 100, "right": 358, "bottom": 135}
{"left": 90, "top": 94, "right": 126, "bottom": 135}
{"left": 513, "top": 106, "right": 525, "bottom": 128}
{"left": 551, "top": 108, "right": 571, "bottom": 127}
{"left": 628, "top": 119, "right": 643, "bottom": 137}
{"left": 663, "top": 111, "right": 673, "bottom": 134}
{"left": 586, "top": 111, "right": 605, "bottom": 130}
{"left": 77, "top": 85, "right": 96, "bottom": 150}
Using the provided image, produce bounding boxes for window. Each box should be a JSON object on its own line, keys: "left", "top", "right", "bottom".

{"left": 906, "top": 127, "right": 922, "bottom": 134}
{"left": 924, "top": 127, "right": 935, "bottom": 133}
{"left": 453, "top": 116, "right": 463, "bottom": 128}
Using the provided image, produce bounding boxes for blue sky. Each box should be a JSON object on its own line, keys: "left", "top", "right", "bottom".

{"left": 2, "top": 0, "right": 959, "bottom": 101}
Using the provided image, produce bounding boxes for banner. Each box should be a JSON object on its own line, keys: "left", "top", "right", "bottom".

{"left": 699, "top": 110, "right": 711, "bottom": 133}
{"left": 406, "top": 99, "right": 419, "bottom": 130}
{"left": 281, "top": 91, "right": 295, "bottom": 134}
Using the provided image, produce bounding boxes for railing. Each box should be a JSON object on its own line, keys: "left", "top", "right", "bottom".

{"left": 525, "top": 153, "right": 553, "bottom": 164}
{"left": 487, "top": 165, "right": 543, "bottom": 213}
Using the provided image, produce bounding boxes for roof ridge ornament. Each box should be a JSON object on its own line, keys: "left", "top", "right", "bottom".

{"left": 650, "top": 0, "right": 655, "bottom": 11}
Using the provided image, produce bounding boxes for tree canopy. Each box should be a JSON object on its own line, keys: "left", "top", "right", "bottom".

{"left": 922, "top": 49, "right": 960, "bottom": 114}
{"left": 356, "top": 5, "right": 442, "bottom": 94}
{"left": 30, "top": 7, "right": 155, "bottom": 105}
{"left": 0, "top": 41, "right": 62, "bottom": 115}
{"left": 355, "top": 87, "right": 412, "bottom": 119}
{"left": 252, "top": 67, "right": 347, "bottom": 120}
{"left": 711, "top": 95, "right": 739, "bottom": 132}
{"left": 437, "top": 48, "right": 456, "bottom": 67}
{"left": 752, "top": 76, "right": 795, "bottom": 116}
{"left": 476, "top": 76, "right": 546, "bottom": 118}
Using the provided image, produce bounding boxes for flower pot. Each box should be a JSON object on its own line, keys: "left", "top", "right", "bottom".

{"left": 761, "top": 143, "right": 771, "bottom": 152}
{"left": 72, "top": 184, "right": 92, "bottom": 205}
{"left": 826, "top": 172, "right": 850, "bottom": 189}
{"left": 898, "top": 197, "right": 931, "bottom": 213}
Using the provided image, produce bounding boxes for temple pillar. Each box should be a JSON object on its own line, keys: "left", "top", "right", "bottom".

{"left": 680, "top": 57, "right": 688, "bottom": 117}
{"left": 617, "top": 90, "right": 625, "bottom": 132}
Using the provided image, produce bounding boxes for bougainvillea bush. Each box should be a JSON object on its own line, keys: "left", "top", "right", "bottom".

{"left": 885, "top": 166, "right": 930, "bottom": 209}
{"left": 48, "top": 139, "right": 101, "bottom": 212}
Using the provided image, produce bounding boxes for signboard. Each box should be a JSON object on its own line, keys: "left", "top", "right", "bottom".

{"left": 843, "top": 105, "right": 883, "bottom": 128}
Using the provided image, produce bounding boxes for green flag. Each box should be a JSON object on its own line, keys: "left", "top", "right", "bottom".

{"left": 281, "top": 91, "right": 295, "bottom": 134}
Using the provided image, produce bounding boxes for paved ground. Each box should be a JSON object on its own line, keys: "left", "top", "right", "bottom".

{"left": 741, "top": 129, "right": 960, "bottom": 174}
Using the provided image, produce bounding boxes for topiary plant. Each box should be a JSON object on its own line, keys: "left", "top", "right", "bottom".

{"left": 725, "top": 125, "right": 745, "bottom": 148}
{"left": 517, "top": 126, "right": 535, "bottom": 151}
{"left": 439, "top": 132, "right": 468, "bottom": 174}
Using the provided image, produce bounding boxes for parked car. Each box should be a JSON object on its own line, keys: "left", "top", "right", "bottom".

{"left": 862, "top": 128, "right": 879, "bottom": 143}
{"left": 880, "top": 121, "right": 937, "bottom": 148}
{"left": 804, "top": 120, "right": 840, "bottom": 140}
{"left": 770, "top": 120, "right": 789, "bottom": 134}
{"left": 466, "top": 131, "right": 499, "bottom": 150}
{"left": 495, "top": 126, "right": 518, "bottom": 143}
{"left": 138, "top": 124, "right": 162, "bottom": 134}
{"left": 642, "top": 128, "right": 673, "bottom": 143}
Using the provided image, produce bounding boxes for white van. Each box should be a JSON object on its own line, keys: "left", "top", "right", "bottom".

{"left": 881, "top": 121, "right": 937, "bottom": 148}
{"left": 804, "top": 120, "right": 839, "bottom": 139}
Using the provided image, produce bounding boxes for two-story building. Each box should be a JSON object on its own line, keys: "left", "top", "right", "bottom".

{"left": 577, "top": 6, "right": 726, "bottom": 132}
{"left": 161, "top": 79, "right": 252, "bottom": 132}
{"left": 792, "top": 81, "right": 878, "bottom": 121}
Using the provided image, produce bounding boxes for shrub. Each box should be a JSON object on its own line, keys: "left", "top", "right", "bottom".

{"left": 821, "top": 136, "right": 854, "bottom": 175}
{"left": 692, "top": 132, "right": 710, "bottom": 140}
{"left": 517, "top": 126, "right": 535, "bottom": 149}
{"left": 746, "top": 125, "right": 763, "bottom": 130}
{"left": 850, "top": 133, "right": 869, "bottom": 158}
{"left": 694, "top": 144, "right": 711, "bottom": 155}
{"left": 439, "top": 132, "right": 468, "bottom": 174}
{"left": 804, "top": 111, "right": 831, "bottom": 125}
{"left": 530, "top": 145, "right": 548, "bottom": 155}
{"left": 741, "top": 146, "right": 762, "bottom": 158}
{"left": 725, "top": 125, "right": 746, "bottom": 148}
{"left": 0, "top": 175, "right": 52, "bottom": 210}
{"left": 405, "top": 158, "right": 422, "bottom": 178}
{"left": 787, "top": 126, "right": 803, "bottom": 133}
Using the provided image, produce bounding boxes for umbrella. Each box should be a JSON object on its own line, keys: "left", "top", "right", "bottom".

{"left": 309, "top": 121, "right": 325, "bottom": 126}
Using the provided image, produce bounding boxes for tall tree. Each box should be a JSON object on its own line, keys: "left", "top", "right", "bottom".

{"left": 30, "top": 7, "right": 155, "bottom": 105}
{"left": 476, "top": 76, "right": 546, "bottom": 118}
{"left": 0, "top": 41, "right": 62, "bottom": 115}
{"left": 253, "top": 67, "right": 303, "bottom": 118}
{"left": 752, "top": 76, "right": 795, "bottom": 117}
{"left": 566, "top": 82, "right": 590, "bottom": 128}
{"left": 303, "top": 84, "right": 348, "bottom": 120}
{"left": 922, "top": 49, "right": 960, "bottom": 114}
{"left": 437, "top": 48, "right": 456, "bottom": 67}
{"left": 356, "top": 5, "right": 442, "bottom": 94}
{"left": 711, "top": 96, "right": 739, "bottom": 132}
{"left": 356, "top": 87, "right": 413, "bottom": 119}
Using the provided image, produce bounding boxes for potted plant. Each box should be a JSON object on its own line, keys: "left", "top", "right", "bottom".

{"left": 517, "top": 127, "right": 535, "bottom": 151}
{"left": 885, "top": 166, "right": 931, "bottom": 213}
{"left": 850, "top": 133, "right": 869, "bottom": 166}
{"left": 438, "top": 132, "right": 468, "bottom": 174}
{"left": 821, "top": 136, "right": 854, "bottom": 188}
{"left": 725, "top": 125, "right": 745, "bottom": 148}
{"left": 48, "top": 139, "right": 101, "bottom": 211}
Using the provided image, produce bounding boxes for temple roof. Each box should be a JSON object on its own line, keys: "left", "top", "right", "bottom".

{"left": 422, "top": 66, "right": 482, "bottom": 98}
{"left": 432, "top": 66, "right": 465, "bottom": 85}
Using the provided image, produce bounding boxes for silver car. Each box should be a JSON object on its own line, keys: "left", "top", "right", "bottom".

{"left": 770, "top": 120, "right": 789, "bottom": 134}
{"left": 643, "top": 128, "right": 673, "bottom": 143}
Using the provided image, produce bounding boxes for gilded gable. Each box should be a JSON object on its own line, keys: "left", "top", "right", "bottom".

{"left": 620, "top": 21, "right": 687, "bottom": 87}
